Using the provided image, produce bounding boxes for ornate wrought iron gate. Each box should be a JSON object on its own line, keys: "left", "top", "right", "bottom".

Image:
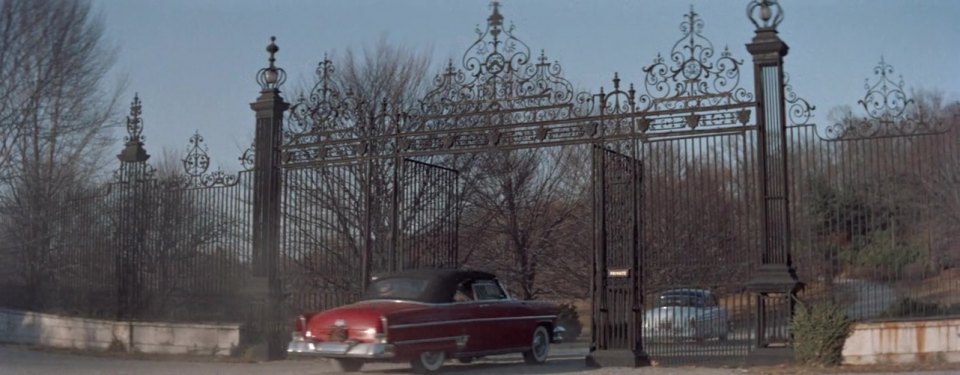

{"left": 279, "top": 157, "right": 459, "bottom": 314}
{"left": 591, "top": 146, "right": 645, "bottom": 366}
{"left": 260, "top": 48, "right": 463, "bottom": 315}
{"left": 243, "top": 0, "right": 826, "bottom": 365}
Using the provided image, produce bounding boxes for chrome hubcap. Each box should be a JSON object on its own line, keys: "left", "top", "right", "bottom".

{"left": 421, "top": 351, "right": 443, "bottom": 369}
{"left": 534, "top": 330, "right": 548, "bottom": 358}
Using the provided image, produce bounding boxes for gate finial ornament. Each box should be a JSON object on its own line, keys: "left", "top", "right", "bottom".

{"left": 256, "top": 36, "right": 287, "bottom": 91}
{"left": 115, "top": 93, "right": 153, "bottom": 179}
{"left": 488, "top": 1, "right": 503, "bottom": 29}
{"left": 747, "top": 0, "right": 783, "bottom": 30}
{"left": 125, "top": 93, "right": 144, "bottom": 144}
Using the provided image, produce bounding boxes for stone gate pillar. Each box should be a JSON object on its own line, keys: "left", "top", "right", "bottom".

{"left": 247, "top": 36, "right": 289, "bottom": 360}
{"left": 745, "top": 0, "right": 802, "bottom": 357}
{"left": 116, "top": 94, "right": 151, "bottom": 320}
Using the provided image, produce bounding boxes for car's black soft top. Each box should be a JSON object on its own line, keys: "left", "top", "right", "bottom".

{"left": 365, "top": 269, "right": 497, "bottom": 303}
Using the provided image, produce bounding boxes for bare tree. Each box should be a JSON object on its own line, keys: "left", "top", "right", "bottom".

{"left": 0, "top": 0, "right": 121, "bottom": 309}
{"left": 460, "top": 147, "right": 585, "bottom": 300}
{"left": 281, "top": 39, "right": 435, "bottom": 309}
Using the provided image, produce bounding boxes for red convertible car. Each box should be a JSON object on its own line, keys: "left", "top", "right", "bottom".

{"left": 287, "top": 269, "right": 562, "bottom": 373}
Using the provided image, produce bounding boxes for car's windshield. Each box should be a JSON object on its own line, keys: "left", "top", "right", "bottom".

{"left": 361, "top": 277, "right": 431, "bottom": 301}
{"left": 654, "top": 292, "right": 708, "bottom": 308}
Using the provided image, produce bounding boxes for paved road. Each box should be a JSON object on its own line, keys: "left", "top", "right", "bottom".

{"left": 1, "top": 344, "right": 957, "bottom": 375}
{"left": 0, "top": 344, "right": 735, "bottom": 375}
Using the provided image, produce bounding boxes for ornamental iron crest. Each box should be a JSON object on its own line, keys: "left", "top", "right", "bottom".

{"left": 287, "top": 56, "right": 362, "bottom": 142}
{"left": 183, "top": 131, "right": 211, "bottom": 178}
{"left": 638, "top": 6, "right": 752, "bottom": 114}
{"left": 240, "top": 143, "right": 255, "bottom": 171}
{"left": 182, "top": 131, "right": 239, "bottom": 187}
{"left": 414, "top": 1, "right": 592, "bottom": 126}
{"left": 824, "top": 57, "right": 948, "bottom": 140}
{"left": 784, "top": 73, "right": 815, "bottom": 127}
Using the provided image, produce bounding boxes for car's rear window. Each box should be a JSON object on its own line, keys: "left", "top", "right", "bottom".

{"left": 361, "top": 277, "right": 431, "bottom": 301}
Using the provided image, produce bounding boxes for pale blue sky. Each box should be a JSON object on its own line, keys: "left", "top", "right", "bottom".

{"left": 93, "top": 0, "right": 960, "bottom": 171}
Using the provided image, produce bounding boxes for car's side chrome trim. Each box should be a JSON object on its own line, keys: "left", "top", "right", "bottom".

{"left": 355, "top": 299, "right": 430, "bottom": 305}
{"left": 454, "top": 346, "right": 530, "bottom": 359}
{"left": 390, "top": 315, "right": 557, "bottom": 329}
{"left": 392, "top": 335, "right": 468, "bottom": 347}
{"left": 354, "top": 298, "right": 517, "bottom": 306}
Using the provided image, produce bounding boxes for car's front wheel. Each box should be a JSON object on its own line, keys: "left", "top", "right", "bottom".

{"left": 522, "top": 325, "right": 550, "bottom": 364}
{"left": 333, "top": 358, "right": 363, "bottom": 372}
{"left": 410, "top": 351, "right": 445, "bottom": 374}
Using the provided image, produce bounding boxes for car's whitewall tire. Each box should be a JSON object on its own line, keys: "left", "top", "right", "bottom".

{"left": 522, "top": 325, "right": 550, "bottom": 364}
{"left": 411, "top": 351, "right": 445, "bottom": 373}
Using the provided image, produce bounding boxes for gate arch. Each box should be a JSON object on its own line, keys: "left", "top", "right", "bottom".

{"left": 248, "top": 0, "right": 809, "bottom": 365}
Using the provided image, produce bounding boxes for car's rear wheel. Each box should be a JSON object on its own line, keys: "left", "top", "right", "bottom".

{"left": 522, "top": 325, "right": 550, "bottom": 365}
{"left": 334, "top": 358, "right": 363, "bottom": 372}
{"left": 410, "top": 351, "right": 445, "bottom": 373}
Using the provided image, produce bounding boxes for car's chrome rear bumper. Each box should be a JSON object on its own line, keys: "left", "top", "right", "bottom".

{"left": 287, "top": 335, "right": 395, "bottom": 358}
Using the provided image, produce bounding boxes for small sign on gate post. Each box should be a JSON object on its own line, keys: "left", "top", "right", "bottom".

{"left": 607, "top": 268, "right": 630, "bottom": 278}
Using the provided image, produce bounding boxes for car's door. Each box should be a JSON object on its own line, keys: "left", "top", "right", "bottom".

{"left": 444, "top": 280, "right": 487, "bottom": 354}
{"left": 468, "top": 279, "right": 522, "bottom": 351}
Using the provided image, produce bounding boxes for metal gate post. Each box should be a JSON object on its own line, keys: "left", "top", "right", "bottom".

{"left": 744, "top": 0, "right": 802, "bottom": 357}
{"left": 247, "top": 37, "right": 289, "bottom": 360}
{"left": 115, "top": 94, "right": 151, "bottom": 321}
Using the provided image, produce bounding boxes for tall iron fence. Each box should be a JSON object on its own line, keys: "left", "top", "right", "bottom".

{"left": 789, "top": 124, "right": 960, "bottom": 320}
{"left": 0, "top": 142, "right": 254, "bottom": 323}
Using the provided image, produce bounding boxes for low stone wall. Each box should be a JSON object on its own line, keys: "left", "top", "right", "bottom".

{"left": 0, "top": 308, "right": 239, "bottom": 356}
{"left": 843, "top": 318, "right": 960, "bottom": 365}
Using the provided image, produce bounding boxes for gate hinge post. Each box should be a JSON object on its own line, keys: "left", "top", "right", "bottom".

{"left": 746, "top": 0, "right": 802, "bottom": 354}
{"left": 246, "top": 36, "right": 290, "bottom": 361}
